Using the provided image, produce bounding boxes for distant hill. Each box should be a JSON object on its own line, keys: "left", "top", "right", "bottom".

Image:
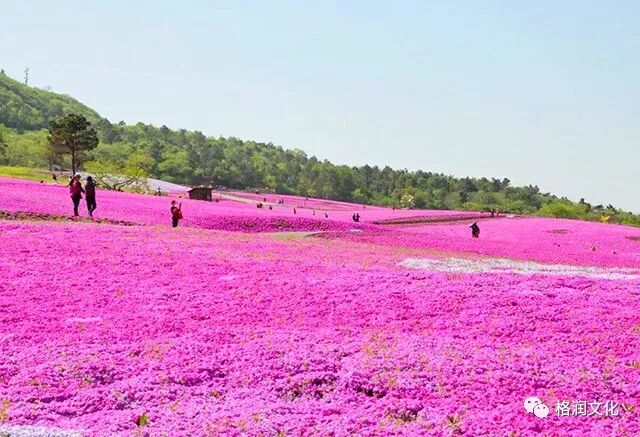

{"left": 0, "top": 72, "right": 100, "bottom": 131}
{"left": 0, "top": 71, "right": 638, "bottom": 224}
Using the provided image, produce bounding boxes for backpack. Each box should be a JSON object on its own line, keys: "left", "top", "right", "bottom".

{"left": 171, "top": 206, "right": 183, "bottom": 220}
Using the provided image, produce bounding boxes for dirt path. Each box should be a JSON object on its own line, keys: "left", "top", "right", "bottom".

{"left": 0, "top": 210, "right": 137, "bottom": 226}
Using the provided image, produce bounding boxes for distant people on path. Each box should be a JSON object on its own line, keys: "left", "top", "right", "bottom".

{"left": 156, "top": 187, "right": 162, "bottom": 196}
{"left": 68, "top": 174, "right": 85, "bottom": 217}
{"left": 85, "top": 176, "right": 97, "bottom": 217}
{"left": 352, "top": 212, "right": 360, "bottom": 223}
{"left": 171, "top": 200, "right": 183, "bottom": 228}
{"left": 470, "top": 222, "right": 480, "bottom": 238}
{"left": 51, "top": 173, "right": 58, "bottom": 183}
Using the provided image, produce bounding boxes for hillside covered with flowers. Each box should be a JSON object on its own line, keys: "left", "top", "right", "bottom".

{"left": 1, "top": 178, "right": 640, "bottom": 436}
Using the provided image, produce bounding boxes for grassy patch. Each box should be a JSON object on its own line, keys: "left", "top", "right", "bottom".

{"left": 0, "top": 166, "right": 59, "bottom": 182}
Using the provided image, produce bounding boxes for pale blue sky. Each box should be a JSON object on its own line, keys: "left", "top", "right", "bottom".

{"left": 2, "top": 1, "right": 638, "bottom": 210}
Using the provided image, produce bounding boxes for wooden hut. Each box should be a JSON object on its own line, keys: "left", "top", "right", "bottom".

{"left": 188, "top": 186, "right": 213, "bottom": 201}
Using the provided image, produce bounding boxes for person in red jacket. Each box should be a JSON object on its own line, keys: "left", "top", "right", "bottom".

{"left": 170, "top": 200, "right": 183, "bottom": 228}
{"left": 68, "top": 174, "right": 85, "bottom": 217}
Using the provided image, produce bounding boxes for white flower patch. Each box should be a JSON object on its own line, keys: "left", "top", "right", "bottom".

{"left": 0, "top": 425, "right": 84, "bottom": 437}
{"left": 0, "top": 333, "right": 16, "bottom": 342}
{"left": 219, "top": 275, "right": 237, "bottom": 281}
{"left": 65, "top": 317, "right": 101, "bottom": 324}
{"left": 399, "top": 257, "right": 640, "bottom": 280}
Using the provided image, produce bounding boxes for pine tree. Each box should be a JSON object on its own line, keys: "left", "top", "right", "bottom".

{"left": 48, "top": 114, "right": 99, "bottom": 174}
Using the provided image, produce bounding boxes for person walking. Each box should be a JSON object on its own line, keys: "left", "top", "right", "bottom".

{"left": 171, "top": 200, "right": 183, "bottom": 228}
{"left": 85, "top": 176, "right": 97, "bottom": 217}
{"left": 68, "top": 174, "right": 85, "bottom": 217}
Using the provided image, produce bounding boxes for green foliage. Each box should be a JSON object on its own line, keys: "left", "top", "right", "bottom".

{"left": 0, "top": 130, "right": 6, "bottom": 159}
{"left": 48, "top": 113, "right": 99, "bottom": 174}
{"left": 136, "top": 412, "right": 149, "bottom": 427}
{"left": 0, "top": 73, "right": 100, "bottom": 131}
{"left": 399, "top": 192, "right": 415, "bottom": 209}
{"left": 0, "top": 126, "right": 51, "bottom": 168}
{"left": 85, "top": 146, "right": 153, "bottom": 192}
{"left": 538, "top": 201, "right": 580, "bottom": 219}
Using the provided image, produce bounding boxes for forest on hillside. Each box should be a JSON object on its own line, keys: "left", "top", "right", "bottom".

{"left": 1, "top": 71, "right": 638, "bottom": 224}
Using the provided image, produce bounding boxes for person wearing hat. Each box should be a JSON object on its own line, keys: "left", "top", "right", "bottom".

{"left": 68, "top": 174, "right": 85, "bottom": 217}
{"left": 85, "top": 176, "right": 97, "bottom": 217}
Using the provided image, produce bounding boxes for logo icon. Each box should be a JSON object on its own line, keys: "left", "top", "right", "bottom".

{"left": 524, "top": 396, "right": 549, "bottom": 418}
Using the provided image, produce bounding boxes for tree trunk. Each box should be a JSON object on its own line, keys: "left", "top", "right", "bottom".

{"left": 71, "top": 149, "right": 76, "bottom": 175}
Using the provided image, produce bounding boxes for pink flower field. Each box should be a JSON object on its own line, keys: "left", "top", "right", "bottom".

{"left": 0, "top": 178, "right": 483, "bottom": 232}
{"left": 1, "top": 177, "right": 640, "bottom": 436}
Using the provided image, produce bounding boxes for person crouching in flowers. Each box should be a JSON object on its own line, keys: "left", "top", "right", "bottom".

{"left": 68, "top": 174, "right": 85, "bottom": 217}
{"left": 171, "top": 200, "right": 183, "bottom": 228}
{"left": 470, "top": 222, "right": 480, "bottom": 238}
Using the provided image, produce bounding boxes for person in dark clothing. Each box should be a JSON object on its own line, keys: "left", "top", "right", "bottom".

{"left": 85, "top": 176, "right": 97, "bottom": 217}
{"left": 171, "top": 201, "right": 183, "bottom": 228}
{"left": 470, "top": 222, "right": 480, "bottom": 238}
{"left": 68, "top": 174, "right": 85, "bottom": 217}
